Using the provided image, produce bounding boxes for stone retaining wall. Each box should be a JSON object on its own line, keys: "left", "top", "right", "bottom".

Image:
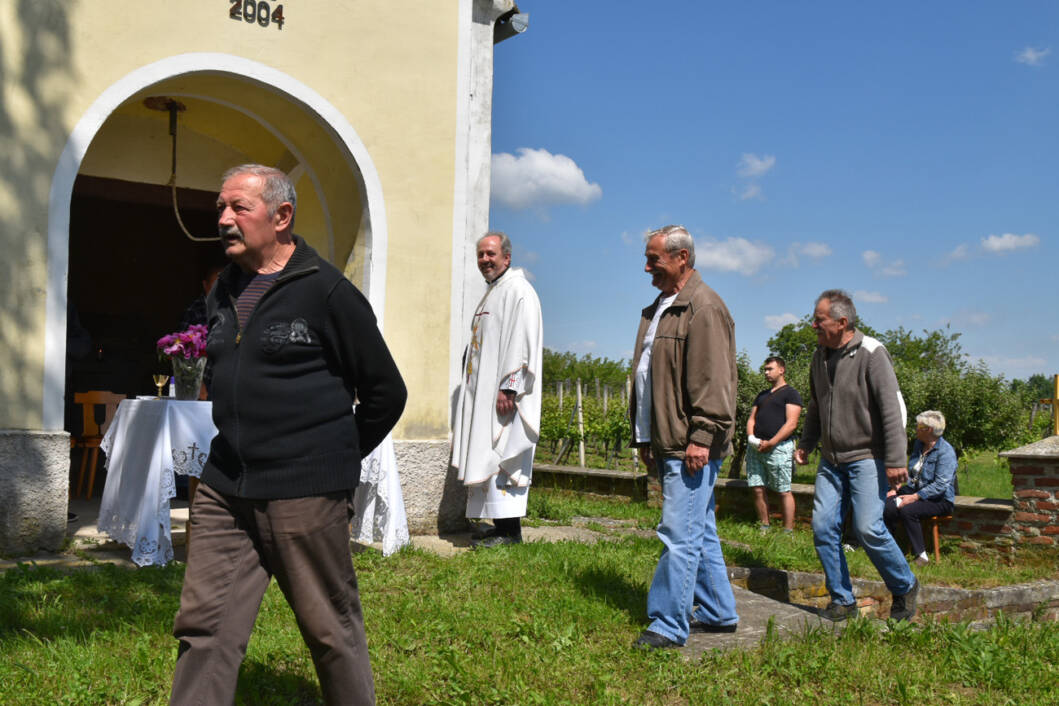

{"left": 534, "top": 436, "right": 1059, "bottom": 554}
{"left": 712, "top": 478, "right": 1015, "bottom": 553}
{"left": 1001, "top": 436, "right": 1059, "bottom": 547}
{"left": 727, "top": 566, "right": 1059, "bottom": 623}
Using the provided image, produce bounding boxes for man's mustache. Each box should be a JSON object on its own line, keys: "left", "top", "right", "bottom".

{"left": 219, "top": 225, "right": 244, "bottom": 242}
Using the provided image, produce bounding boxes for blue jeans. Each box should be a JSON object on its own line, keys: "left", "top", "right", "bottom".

{"left": 811, "top": 458, "right": 916, "bottom": 605}
{"left": 646, "top": 457, "right": 739, "bottom": 644}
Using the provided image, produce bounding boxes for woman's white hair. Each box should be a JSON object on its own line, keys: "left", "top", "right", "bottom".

{"left": 915, "top": 410, "right": 946, "bottom": 438}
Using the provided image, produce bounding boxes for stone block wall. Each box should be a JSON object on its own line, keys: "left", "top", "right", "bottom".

{"left": 1001, "top": 436, "right": 1059, "bottom": 547}
{"left": 728, "top": 566, "right": 1059, "bottom": 623}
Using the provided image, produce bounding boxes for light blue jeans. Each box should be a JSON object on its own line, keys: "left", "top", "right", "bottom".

{"left": 811, "top": 457, "right": 916, "bottom": 605}
{"left": 646, "top": 456, "right": 739, "bottom": 644}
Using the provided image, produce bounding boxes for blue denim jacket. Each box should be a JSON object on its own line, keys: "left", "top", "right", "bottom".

{"left": 907, "top": 436, "right": 957, "bottom": 504}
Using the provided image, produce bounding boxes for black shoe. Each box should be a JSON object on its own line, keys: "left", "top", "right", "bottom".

{"left": 820, "top": 601, "right": 858, "bottom": 621}
{"left": 472, "top": 534, "right": 522, "bottom": 549}
{"left": 633, "top": 630, "right": 681, "bottom": 650}
{"left": 889, "top": 579, "right": 920, "bottom": 621}
{"left": 67, "top": 512, "right": 78, "bottom": 523}
{"left": 470, "top": 524, "right": 499, "bottom": 541}
{"left": 689, "top": 619, "right": 738, "bottom": 633}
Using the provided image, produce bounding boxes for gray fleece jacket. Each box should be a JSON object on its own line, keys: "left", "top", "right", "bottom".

{"left": 798, "top": 330, "right": 908, "bottom": 468}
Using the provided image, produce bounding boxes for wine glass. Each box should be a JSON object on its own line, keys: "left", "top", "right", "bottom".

{"left": 153, "top": 374, "right": 170, "bottom": 398}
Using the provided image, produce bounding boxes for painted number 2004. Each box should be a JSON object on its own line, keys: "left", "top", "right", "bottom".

{"left": 229, "top": 0, "right": 285, "bottom": 30}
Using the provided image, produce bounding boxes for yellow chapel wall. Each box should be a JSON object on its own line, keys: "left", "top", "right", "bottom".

{"left": 0, "top": 0, "right": 460, "bottom": 439}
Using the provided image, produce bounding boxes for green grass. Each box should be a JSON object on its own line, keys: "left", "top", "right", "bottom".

{"left": 787, "top": 449, "right": 1013, "bottom": 499}
{"left": 527, "top": 488, "right": 1057, "bottom": 589}
{"left": 957, "top": 450, "right": 1014, "bottom": 499}
{"left": 3, "top": 541, "right": 1059, "bottom": 705}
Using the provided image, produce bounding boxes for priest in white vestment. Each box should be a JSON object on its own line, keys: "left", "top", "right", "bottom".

{"left": 452, "top": 232, "right": 543, "bottom": 548}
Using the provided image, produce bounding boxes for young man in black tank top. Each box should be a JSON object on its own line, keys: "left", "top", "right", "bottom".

{"left": 746, "top": 356, "right": 802, "bottom": 533}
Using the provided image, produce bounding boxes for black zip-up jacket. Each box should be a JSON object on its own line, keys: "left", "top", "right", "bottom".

{"left": 201, "top": 235, "right": 406, "bottom": 499}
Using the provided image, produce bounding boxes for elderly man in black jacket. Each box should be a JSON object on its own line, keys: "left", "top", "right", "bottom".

{"left": 170, "top": 164, "right": 406, "bottom": 706}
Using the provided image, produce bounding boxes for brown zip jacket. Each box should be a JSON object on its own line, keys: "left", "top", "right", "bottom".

{"left": 629, "top": 271, "right": 737, "bottom": 460}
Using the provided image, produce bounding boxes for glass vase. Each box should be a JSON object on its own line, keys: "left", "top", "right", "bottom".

{"left": 172, "top": 356, "right": 206, "bottom": 401}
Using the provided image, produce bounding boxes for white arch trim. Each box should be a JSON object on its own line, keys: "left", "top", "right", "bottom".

{"left": 43, "top": 52, "right": 388, "bottom": 430}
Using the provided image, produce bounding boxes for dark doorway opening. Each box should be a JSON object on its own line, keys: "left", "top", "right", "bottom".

{"left": 66, "top": 175, "right": 226, "bottom": 409}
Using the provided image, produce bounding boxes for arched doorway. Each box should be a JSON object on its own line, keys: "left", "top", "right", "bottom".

{"left": 44, "top": 53, "right": 389, "bottom": 429}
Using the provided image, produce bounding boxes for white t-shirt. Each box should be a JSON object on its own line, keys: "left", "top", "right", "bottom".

{"left": 634, "top": 293, "right": 677, "bottom": 443}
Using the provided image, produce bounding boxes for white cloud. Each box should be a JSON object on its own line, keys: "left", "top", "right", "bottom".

{"left": 862, "top": 249, "right": 906, "bottom": 277}
{"left": 981, "top": 232, "right": 1040, "bottom": 254}
{"left": 764, "top": 312, "right": 800, "bottom": 331}
{"left": 737, "top": 153, "right": 776, "bottom": 178}
{"left": 696, "top": 237, "right": 775, "bottom": 276}
{"left": 799, "top": 242, "right": 832, "bottom": 259}
{"left": 949, "top": 310, "right": 991, "bottom": 327}
{"left": 945, "top": 243, "right": 970, "bottom": 262}
{"left": 737, "top": 183, "right": 763, "bottom": 201}
{"left": 976, "top": 355, "right": 1048, "bottom": 377}
{"left": 491, "top": 148, "right": 602, "bottom": 210}
{"left": 880, "top": 260, "right": 907, "bottom": 277}
{"left": 566, "top": 340, "right": 597, "bottom": 353}
{"left": 517, "top": 248, "right": 540, "bottom": 265}
{"left": 779, "top": 241, "right": 833, "bottom": 268}
{"left": 1015, "top": 46, "right": 1051, "bottom": 66}
{"left": 853, "top": 290, "right": 887, "bottom": 304}
{"left": 620, "top": 230, "right": 637, "bottom": 246}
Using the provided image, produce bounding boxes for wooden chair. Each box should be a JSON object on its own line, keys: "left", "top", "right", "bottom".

{"left": 922, "top": 514, "right": 953, "bottom": 561}
{"left": 72, "top": 391, "right": 125, "bottom": 499}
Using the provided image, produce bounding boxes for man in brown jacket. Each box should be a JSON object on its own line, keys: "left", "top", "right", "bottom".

{"left": 630, "top": 225, "right": 739, "bottom": 649}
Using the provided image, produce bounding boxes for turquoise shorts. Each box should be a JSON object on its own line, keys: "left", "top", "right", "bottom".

{"left": 745, "top": 439, "right": 794, "bottom": 493}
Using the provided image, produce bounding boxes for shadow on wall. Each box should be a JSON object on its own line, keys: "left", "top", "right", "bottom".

{"left": 0, "top": 1, "right": 72, "bottom": 429}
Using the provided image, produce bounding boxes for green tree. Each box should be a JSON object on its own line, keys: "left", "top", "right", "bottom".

{"left": 729, "top": 352, "right": 767, "bottom": 478}
{"left": 542, "top": 348, "right": 630, "bottom": 389}
{"left": 767, "top": 318, "right": 1035, "bottom": 456}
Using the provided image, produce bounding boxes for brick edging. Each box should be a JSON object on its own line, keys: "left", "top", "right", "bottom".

{"left": 727, "top": 565, "right": 1059, "bottom": 622}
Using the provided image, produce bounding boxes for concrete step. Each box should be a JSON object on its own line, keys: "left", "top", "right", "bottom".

{"left": 532, "top": 463, "right": 648, "bottom": 499}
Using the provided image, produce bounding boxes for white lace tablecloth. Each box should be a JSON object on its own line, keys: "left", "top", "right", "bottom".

{"left": 98, "top": 398, "right": 216, "bottom": 566}
{"left": 351, "top": 434, "right": 410, "bottom": 556}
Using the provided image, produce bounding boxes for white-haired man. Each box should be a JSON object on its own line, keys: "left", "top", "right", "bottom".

{"left": 631, "top": 225, "right": 739, "bottom": 649}
{"left": 794, "top": 289, "right": 919, "bottom": 622}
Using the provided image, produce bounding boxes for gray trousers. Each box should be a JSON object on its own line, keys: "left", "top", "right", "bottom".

{"left": 170, "top": 482, "right": 374, "bottom": 705}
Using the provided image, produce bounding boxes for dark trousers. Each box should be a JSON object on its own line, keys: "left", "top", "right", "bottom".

{"left": 170, "top": 483, "right": 374, "bottom": 706}
{"left": 883, "top": 494, "right": 954, "bottom": 557}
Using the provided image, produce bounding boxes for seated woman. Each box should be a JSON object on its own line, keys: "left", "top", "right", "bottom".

{"left": 884, "top": 410, "right": 957, "bottom": 566}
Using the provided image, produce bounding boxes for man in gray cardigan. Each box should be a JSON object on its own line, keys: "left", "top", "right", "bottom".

{"left": 794, "top": 289, "right": 919, "bottom": 621}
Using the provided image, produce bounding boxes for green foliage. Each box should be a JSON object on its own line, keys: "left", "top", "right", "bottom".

{"left": 541, "top": 348, "right": 629, "bottom": 389}
{"left": 539, "top": 392, "right": 632, "bottom": 467}
{"left": 898, "top": 361, "right": 1038, "bottom": 456}
{"left": 956, "top": 450, "right": 1013, "bottom": 499}
{"left": 1011, "top": 373, "right": 1056, "bottom": 402}
{"left": 766, "top": 318, "right": 1043, "bottom": 456}
{"left": 882, "top": 325, "right": 966, "bottom": 373}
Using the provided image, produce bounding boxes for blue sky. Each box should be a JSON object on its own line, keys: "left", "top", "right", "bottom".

{"left": 488, "top": 3, "right": 1057, "bottom": 381}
